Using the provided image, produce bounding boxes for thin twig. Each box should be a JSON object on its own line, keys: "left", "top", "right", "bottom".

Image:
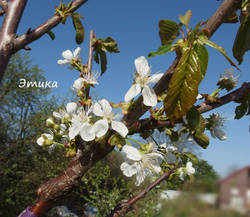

{"left": 84, "top": 30, "right": 95, "bottom": 102}
{"left": 106, "top": 166, "right": 179, "bottom": 217}
{"left": 13, "top": 0, "right": 88, "bottom": 53}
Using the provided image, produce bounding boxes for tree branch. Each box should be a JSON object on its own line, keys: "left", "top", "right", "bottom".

{"left": 106, "top": 166, "right": 179, "bottom": 217}
{"left": 130, "top": 82, "right": 250, "bottom": 134}
{"left": 13, "top": 0, "right": 88, "bottom": 52}
{"left": 122, "top": 0, "right": 242, "bottom": 127}
{"left": 0, "top": 0, "right": 27, "bottom": 82}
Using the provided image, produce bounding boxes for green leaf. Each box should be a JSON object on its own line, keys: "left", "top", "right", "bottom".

{"left": 164, "top": 48, "right": 205, "bottom": 123}
{"left": 158, "top": 19, "right": 180, "bottom": 45}
{"left": 102, "top": 37, "right": 120, "bottom": 53}
{"left": 235, "top": 101, "right": 248, "bottom": 119}
{"left": 184, "top": 152, "right": 199, "bottom": 164}
{"left": 179, "top": 10, "right": 192, "bottom": 27}
{"left": 186, "top": 107, "right": 201, "bottom": 130}
{"left": 193, "top": 43, "right": 208, "bottom": 79}
{"left": 193, "top": 132, "right": 209, "bottom": 149}
{"left": 47, "top": 31, "right": 55, "bottom": 40}
{"left": 232, "top": 6, "right": 250, "bottom": 64}
{"left": 99, "top": 50, "right": 107, "bottom": 75}
{"left": 147, "top": 44, "right": 174, "bottom": 58}
{"left": 72, "top": 12, "right": 85, "bottom": 44}
{"left": 198, "top": 35, "right": 240, "bottom": 71}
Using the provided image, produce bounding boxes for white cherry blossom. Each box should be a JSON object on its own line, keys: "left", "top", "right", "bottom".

{"left": 53, "top": 102, "right": 77, "bottom": 121}
{"left": 37, "top": 133, "right": 53, "bottom": 146}
{"left": 120, "top": 145, "right": 163, "bottom": 186}
{"left": 208, "top": 113, "right": 227, "bottom": 141}
{"left": 178, "top": 162, "right": 195, "bottom": 181}
{"left": 92, "top": 99, "right": 128, "bottom": 138}
{"left": 125, "top": 56, "right": 163, "bottom": 107}
{"left": 82, "top": 71, "right": 99, "bottom": 86}
{"left": 57, "top": 47, "right": 81, "bottom": 65}
{"left": 217, "top": 68, "right": 239, "bottom": 91}
{"left": 69, "top": 106, "right": 95, "bottom": 142}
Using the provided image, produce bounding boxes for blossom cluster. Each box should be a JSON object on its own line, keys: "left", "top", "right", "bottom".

{"left": 36, "top": 47, "right": 232, "bottom": 187}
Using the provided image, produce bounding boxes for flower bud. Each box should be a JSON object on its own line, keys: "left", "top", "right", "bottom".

{"left": 46, "top": 117, "right": 55, "bottom": 128}
{"left": 73, "top": 77, "right": 84, "bottom": 90}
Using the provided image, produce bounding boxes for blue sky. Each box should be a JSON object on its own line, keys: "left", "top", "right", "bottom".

{"left": 15, "top": 0, "right": 250, "bottom": 177}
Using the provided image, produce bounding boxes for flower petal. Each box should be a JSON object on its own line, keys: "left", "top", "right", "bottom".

{"left": 37, "top": 137, "right": 45, "bottom": 146}
{"left": 111, "top": 121, "right": 128, "bottom": 137}
{"left": 93, "top": 102, "right": 104, "bottom": 117}
{"left": 66, "top": 102, "right": 77, "bottom": 114}
{"left": 214, "top": 127, "right": 227, "bottom": 140}
{"left": 122, "top": 145, "right": 141, "bottom": 161}
{"left": 53, "top": 111, "right": 63, "bottom": 119}
{"left": 148, "top": 73, "right": 164, "bottom": 83}
{"left": 62, "top": 50, "right": 73, "bottom": 60}
{"left": 124, "top": 84, "right": 141, "bottom": 102}
{"left": 120, "top": 162, "right": 138, "bottom": 177}
{"left": 73, "top": 47, "right": 81, "bottom": 58}
{"left": 135, "top": 56, "right": 151, "bottom": 76}
{"left": 69, "top": 124, "right": 80, "bottom": 140}
{"left": 73, "top": 77, "right": 84, "bottom": 90}
{"left": 57, "top": 59, "right": 70, "bottom": 65}
{"left": 99, "top": 99, "right": 112, "bottom": 114}
{"left": 79, "top": 123, "right": 95, "bottom": 142}
{"left": 135, "top": 164, "right": 146, "bottom": 186}
{"left": 144, "top": 153, "right": 163, "bottom": 173}
{"left": 142, "top": 85, "right": 157, "bottom": 107}
{"left": 93, "top": 119, "right": 109, "bottom": 138}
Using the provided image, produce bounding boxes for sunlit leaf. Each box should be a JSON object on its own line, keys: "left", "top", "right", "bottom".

{"left": 232, "top": 6, "right": 250, "bottom": 64}
{"left": 159, "top": 19, "right": 180, "bottom": 45}
{"left": 179, "top": 10, "right": 192, "bottom": 27}
{"left": 164, "top": 48, "right": 206, "bottom": 123}
{"left": 72, "top": 12, "right": 85, "bottom": 44}
{"left": 198, "top": 35, "right": 240, "bottom": 71}
{"left": 147, "top": 44, "right": 174, "bottom": 58}
{"left": 193, "top": 43, "right": 208, "bottom": 79}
